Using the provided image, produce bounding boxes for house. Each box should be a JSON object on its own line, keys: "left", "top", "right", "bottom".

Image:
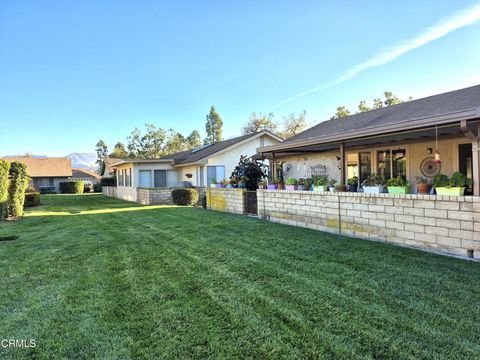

{"left": 1, "top": 156, "right": 72, "bottom": 193}
{"left": 257, "top": 85, "right": 480, "bottom": 196}
{"left": 100, "top": 157, "right": 118, "bottom": 178}
{"left": 108, "top": 130, "right": 282, "bottom": 202}
{"left": 71, "top": 168, "right": 101, "bottom": 187}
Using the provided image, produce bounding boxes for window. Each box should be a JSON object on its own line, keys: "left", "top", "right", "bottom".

{"left": 359, "top": 152, "right": 371, "bottom": 184}
{"left": 139, "top": 170, "right": 152, "bottom": 188}
{"left": 207, "top": 166, "right": 225, "bottom": 185}
{"left": 198, "top": 166, "right": 204, "bottom": 187}
{"left": 118, "top": 170, "right": 124, "bottom": 187}
{"left": 347, "top": 153, "right": 358, "bottom": 180}
{"left": 377, "top": 150, "right": 392, "bottom": 179}
{"left": 125, "top": 168, "right": 131, "bottom": 187}
{"left": 377, "top": 149, "right": 406, "bottom": 179}
{"left": 154, "top": 170, "right": 167, "bottom": 187}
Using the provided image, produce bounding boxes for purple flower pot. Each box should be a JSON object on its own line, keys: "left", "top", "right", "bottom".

{"left": 285, "top": 185, "right": 298, "bottom": 191}
{"left": 267, "top": 184, "right": 278, "bottom": 190}
{"left": 217, "top": 184, "right": 225, "bottom": 188}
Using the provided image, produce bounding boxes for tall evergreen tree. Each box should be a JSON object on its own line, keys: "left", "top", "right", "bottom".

{"left": 204, "top": 106, "right": 223, "bottom": 144}
{"left": 95, "top": 140, "right": 108, "bottom": 163}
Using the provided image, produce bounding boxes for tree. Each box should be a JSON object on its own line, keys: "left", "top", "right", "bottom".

{"left": 0, "top": 160, "right": 10, "bottom": 221}
{"left": 109, "top": 142, "right": 128, "bottom": 158}
{"left": 280, "top": 110, "right": 307, "bottom": 138}
{"left": 204, "top": 106, "right": 223, "bottom": 144}
{"left": 7, "top": 161, "right": 29, "bottom": 219}
{"left": 95, "top": 140, "right": 108, "bottom": 163}
{"left": 331, "top": 106, "right": 351, "bottom": 119}
{"left": 127, "top": 124, "right": 167, "bottom": 159}
{"left": 357, "top": 101, "right": 371, "bottom": 113}
{"left": 242, "top": 112, "right": 277, "bottom": 135}
{"left": 186, "top": 130, "right": 202, "bottom": 149}
{"left": 230, "top": 155, "right": 268, "bottom": 191}
{"left": 165, "top": 129, "right": 187, "bottom": 154}
{"left": 333, "top": 91, "right": 409, "bottom": 118}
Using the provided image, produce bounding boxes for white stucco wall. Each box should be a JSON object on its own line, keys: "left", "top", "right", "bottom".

{"left": 276, "top": 151, "right": 341, "bottom": 182}
{"left": 206, "top": 134, "right": 279, "bottom": 182}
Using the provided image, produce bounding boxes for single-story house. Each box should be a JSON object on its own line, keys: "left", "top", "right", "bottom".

{"left": 1, "top": 156, "right": 72, "bottom": 193}
{"left": 108, "top": 130, "right": 282, "bottom": 202}
{"left": 100, "top": 157, "right": 118, "bottom": 178}
{"left": 71, "top": 168, "right": 101, "bottom": 187}
{"left": 257, "top": 85, "right": 480, "bottom": 196}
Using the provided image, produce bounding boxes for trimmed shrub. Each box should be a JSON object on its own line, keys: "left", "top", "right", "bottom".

{"left": 100, "top": 177, "right": 115, "bottom": 187}
{"left": 59, "top": 181, "right": 84, "bottom": 194}
{"left": 93, "top": 183, "right": 102, "bottom": 193}
{"left": 7, "top": 161, "right": 29, "bottom": 219}
{"left": 172, "top": 188, "right": 199, "bottom": 206}
{"left": 0, "top": 160, "right": 10, "bottom": 220}
{"left": 24, "top": 192, "right": 40, "bottom": 208}
{"left": 84, "top": 184, "right": 91, "bottom": 193}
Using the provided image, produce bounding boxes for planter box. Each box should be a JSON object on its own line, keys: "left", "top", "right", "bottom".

{"left": 297, "top": 185, "right": 305, "bottom": 191}
{"left": 237, "top": 183, "right": 246, "bottom": 189}
{"left": 285, "top": 185, "right": 298, "bottom": 191}
{"left": 388, "top": 186, "right": 408, "bottom": 194}
{"left": 363, "top": 186, "right": 385, "bottom": 194}
{"left": 313, "top": 185, "right": 328, "bottom": 192}
{"left": 436, "top": 187, "right": 465, "bottom": 196}
{"left": 210, "top": 184, "right": 217, "bottom": 188}
{"left": 267, "top": 184, "right": 278, "bottom": 190}
{"left": 416, "top": 184, "right": 429, "bottom": 194}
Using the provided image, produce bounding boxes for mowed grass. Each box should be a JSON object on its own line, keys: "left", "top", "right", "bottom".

{"left": 0, "top": 194, "right": 479, "bottom": 359}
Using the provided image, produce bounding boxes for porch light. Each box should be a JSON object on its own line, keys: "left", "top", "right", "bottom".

{"left": 433, "top": 125, "right": 442, "bottom": 164}
{"left": 427, "top": 148, "right": 433, "bottom": 155}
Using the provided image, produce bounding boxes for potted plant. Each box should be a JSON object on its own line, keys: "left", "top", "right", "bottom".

{"left": 304, "top": 178, "right": 313, "bottom": 191}
{"left": 433, "top": 172, "right": 471, "bottom": 196}
{"left": 347, "top": 176, "right": 358, "bottom": 192}
{"left": 229, "top": 178, "right": 238, "bottom": 188}
{"left": 297, "top": 178, "right": 306, "bottom": 191}
{"left": 285, "top": 177, "right": 299, "bottom": 190}
{"left": 257, "top": 179, "right": 267, "bottom": 189}
{"left": 361, "top": 174, "right": 386, "bottom": 193}
{"left": 267, "top": 178, "right": 279, "bottom": 190}
{"left": 328, "top": 179, "right": 337, "bottom": 192}
{"left": 415, "top": 176, "right": 430, "bottom": 194}
{"left": 386, "top": 176, "right": 410, "bottom": 194}
{"left": 312, "top": 175, "right": 328, "bottom": 192}
{"left": 210, "top": 179, "right": 217, "bottom": 188}
{"left": 217, "top": 179, "right": 226, "bottom": 188}
{"left": 237, "top": 176, "right": 248, "bottom": 189}
{"left": 336, "top": 184, "right": 347, "bottom": 192}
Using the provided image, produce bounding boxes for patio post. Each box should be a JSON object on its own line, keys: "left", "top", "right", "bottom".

{"left": 340, "top": 142, "right": 346, "bottom": 185}
{"left": 461, "top": 120, "right": 480, "bottom": 196}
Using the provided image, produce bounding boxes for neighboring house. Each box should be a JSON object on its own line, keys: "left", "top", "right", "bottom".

{"left": 1, "top": 156, "right": 72, "bottom": 193}
{"left": 100, "top": 157, "right": 118, "bottom": 177}
{"left": 71, "top": 168, "right": 101, "bottom": 186}
{"left": 257, "top": 85, "right": 480, "bottom": 196}
{"left": 109, "top": 130, "right": 282, "bottom": 202}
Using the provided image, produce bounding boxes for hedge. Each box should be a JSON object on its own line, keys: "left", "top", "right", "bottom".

{"left": 59, "top": 181, "right": 85, "bottom": 194}
{"left": 0, "top": 160, "right": 10, "bottom": 220}
{"left": 93, "top": 183, "right": 102, "bottom": 193}
{"left": 24, "top": 192, "right": 40, "bottom": 208}
{"left": 100, "top": 177, "right": 115, "bottom": 187}
{"left": 7, "top": 161, "right": 29, "bottom": 219}
{"left": 171, "top": 188, "right": 199, "bottom": 206}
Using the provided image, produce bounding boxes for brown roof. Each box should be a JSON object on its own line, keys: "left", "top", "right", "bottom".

{"left": 72, "top": 168, "right": 101, "bottom": 179}
{"left": 102, "top": 157, "right": 119, "bottom": 175}
{"left": 2, "top": 156, "right": 72, "bottom": 177}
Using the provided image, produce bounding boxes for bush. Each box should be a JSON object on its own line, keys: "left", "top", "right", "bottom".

{"left": 93, "top": 183, "right": 102, "bottom": 193}
{"left": 24, "top": 192, "right": 40, "bottom": 208}
{"left": 100, "top": 177, "right": 115, "bottom": 187}
{"left": 0, "top": 160, "right": 10, "bottom": 220}
{"left": 84, "top": 184, "right": 91, "bottom": 193}
{"left": 7, "top": 161, "right": 29, "bottom": 219}
{"left": 59, "top": 181, "right": 84, "bottom": 194}
{"left": 171, "top": 188, "right": 199, "bottom": 206}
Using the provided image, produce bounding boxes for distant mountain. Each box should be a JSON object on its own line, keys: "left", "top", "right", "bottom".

{"left": 67, "top": 153, "right": 97, "bottom": 172}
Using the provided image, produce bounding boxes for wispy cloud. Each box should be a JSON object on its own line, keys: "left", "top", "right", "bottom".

{"left": 274, "top": 2, "right": 480, "bottom": 108}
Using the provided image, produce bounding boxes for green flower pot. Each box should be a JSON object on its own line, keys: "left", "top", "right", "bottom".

{"left": 435, "top": 187, "right": 465, "bottom": 196}
{"left": 387, "top": 186, "right": 408, "bottom": 194}
{"left": 313, "top": 185, "right": 328, "bottom": 192}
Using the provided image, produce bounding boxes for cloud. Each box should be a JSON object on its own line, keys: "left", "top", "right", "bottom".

{"left": 274, "top": 2, "right": 480, "bottom": 108}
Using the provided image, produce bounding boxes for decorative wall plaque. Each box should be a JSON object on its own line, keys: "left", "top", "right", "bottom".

{"left": 420, "top": 157, "right": 441, "bottom": 178}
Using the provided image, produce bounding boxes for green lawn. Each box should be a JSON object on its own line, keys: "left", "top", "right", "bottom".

{"left": 0, "top": 194, "right": 479, "bottom": 359}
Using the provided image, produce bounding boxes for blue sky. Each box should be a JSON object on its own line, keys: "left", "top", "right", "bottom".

{"left": 1, "top": 0, "right": 480, "bottom": 156}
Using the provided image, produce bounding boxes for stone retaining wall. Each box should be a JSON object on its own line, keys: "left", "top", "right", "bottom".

{"left": 102, "top": 186, "right": 117, "bottom": 197}
{"left": 206, "top": 188, "right": 246, "bottom": 214}
{"left": 257, "top": 190, "right": 480, "bottom": 259}
{"left": 137, "top": 187, "right": 206, "bottom": 206}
